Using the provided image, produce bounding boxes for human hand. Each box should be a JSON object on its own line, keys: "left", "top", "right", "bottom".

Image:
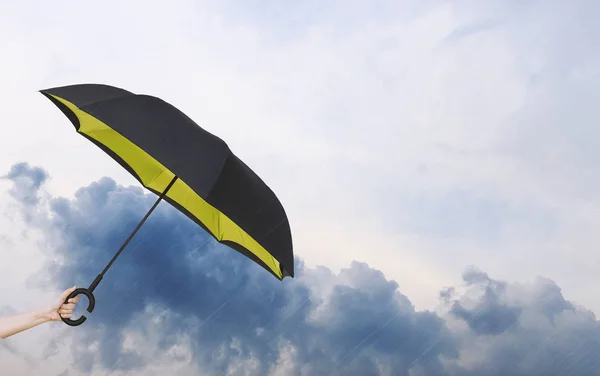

{"left": 0, "top": 286, "right": 83, "bottom": 339}
{"left": 42, "top": 286, "right": 81, "bottom": 322}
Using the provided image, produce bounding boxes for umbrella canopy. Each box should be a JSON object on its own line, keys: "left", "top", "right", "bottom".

{"left": 40, "top": 84, "right": 294, "bottom": 281}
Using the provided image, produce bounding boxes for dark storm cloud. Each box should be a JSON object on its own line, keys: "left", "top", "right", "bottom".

{"left": 449, "top": 268, "right": 522, "bottom": 335}
{"left": 5, "top": 162, "right": 600, "bottom": 376}
{"left": 441, "top": 269, "right": 600, "bottom": 376}
{"left": 1, "top": 161, "right": 49, "bottom": 206}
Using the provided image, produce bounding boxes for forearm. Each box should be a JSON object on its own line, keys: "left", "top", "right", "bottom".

{"left": 0, "top": 309, "right": 51, "bottom": 339}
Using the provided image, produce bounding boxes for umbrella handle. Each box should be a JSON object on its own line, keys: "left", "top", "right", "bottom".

{"left": 60, "top": 287, "right": 96, "bottom": 327}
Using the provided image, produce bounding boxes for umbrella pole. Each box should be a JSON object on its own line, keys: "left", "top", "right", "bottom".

{"left": 92, "top": 174, "right": 180, "bottom": 292}
{"left": 61, "top": 174, "right": 179, "bottom": 327}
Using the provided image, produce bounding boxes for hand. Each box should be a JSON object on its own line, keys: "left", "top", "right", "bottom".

{"left": 43, "top": 286, "right": 81, "bottom": 322}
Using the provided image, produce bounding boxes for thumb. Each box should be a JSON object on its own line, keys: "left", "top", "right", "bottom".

{"left": 59, "top": 285, "right": 77, "bottom": 302}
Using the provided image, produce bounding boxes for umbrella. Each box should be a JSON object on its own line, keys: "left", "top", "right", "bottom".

{"left": 39, "top": 83, "right": 294, "bottom": 326}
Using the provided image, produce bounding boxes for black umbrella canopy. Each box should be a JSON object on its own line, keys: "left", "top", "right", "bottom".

{"left": 40, "top": 84, "right": 294, "bottom": 280}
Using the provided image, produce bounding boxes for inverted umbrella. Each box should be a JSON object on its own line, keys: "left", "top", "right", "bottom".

{"left": 40, "top": 84, "right": 294, "bottom": 326}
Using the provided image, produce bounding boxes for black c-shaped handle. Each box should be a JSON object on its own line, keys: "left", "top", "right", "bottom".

{"left": 60, "top": 287, "right": 96, "bottom": 327}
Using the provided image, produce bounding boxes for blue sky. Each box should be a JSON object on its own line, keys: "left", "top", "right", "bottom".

{"left": 1, "top": 0, "right": 600, "bottom": 374}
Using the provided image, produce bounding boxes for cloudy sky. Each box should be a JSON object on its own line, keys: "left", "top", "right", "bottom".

{"left": 1, "top": 0, "right": 600, "bottom": 375}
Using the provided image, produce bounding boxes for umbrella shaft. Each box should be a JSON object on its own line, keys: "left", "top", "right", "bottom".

{"left": 91, "top": 175, "right": 179, "bottom": 291}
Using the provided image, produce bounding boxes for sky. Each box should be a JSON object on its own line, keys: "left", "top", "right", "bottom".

{"left": 1, "top": 0, "right": 600, "bottom": 375}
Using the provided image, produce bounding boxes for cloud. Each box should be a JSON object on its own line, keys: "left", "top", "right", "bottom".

{"left": 448, "top": 268, "right": 522, "bottom": 336}
{"left": 1, "top": 162, "right": 49, "bottom": 206}
{"left": 442, "top": 270, "right": 600, "bottom": 376}
{"left": 2, "top": 163, "right": 600, "bottom": 376}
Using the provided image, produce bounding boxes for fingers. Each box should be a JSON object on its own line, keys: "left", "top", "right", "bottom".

{"left": 58, "top": 299, "right": 80, "bottom": 318}
{"left": 58, "top": 307, "right": 75, "bottom": 318}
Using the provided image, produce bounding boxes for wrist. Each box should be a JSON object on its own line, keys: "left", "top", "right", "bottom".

{"left": 32, "top": 307, "right": 54, "bottom": 323}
